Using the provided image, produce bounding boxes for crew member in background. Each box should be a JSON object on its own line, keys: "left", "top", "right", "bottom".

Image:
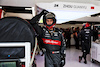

{"left": 73, "top": 27, "right": 79, "bottom": 49}
{"left": 65, "top": 28, "right": 71, "bottom": 48}
{"left": 78, "top": 22, "right": 91, "bottom": 64}
{"left": 30, "top": 10, "right": 66, "bottom": 67}
{"left": 93, "top": 26, "right": 98, "bottom": 41}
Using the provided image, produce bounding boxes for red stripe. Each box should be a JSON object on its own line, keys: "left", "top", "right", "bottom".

{"left": 42, "top": 38, "right": 61, "bottom": 46}
{"left": 0, "top": 9, "right": 2, "bottom": 19}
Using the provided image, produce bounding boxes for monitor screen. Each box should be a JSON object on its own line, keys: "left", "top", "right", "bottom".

{"left": 0, "top": 62, "right": 17, "bottom": 67}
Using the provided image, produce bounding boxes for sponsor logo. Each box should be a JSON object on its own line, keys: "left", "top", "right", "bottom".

{"left": 42, "top": 38, "right": 61, "bottom": 46}
{"left": 63, "top": 4, "right": 87, "bottom": 9}
{"left": 54, "top": 4, "right": 59, "bottom": 7}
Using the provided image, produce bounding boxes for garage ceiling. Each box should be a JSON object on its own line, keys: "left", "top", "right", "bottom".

{"left": 0, "top": 0, "right": 98, "bottom": 7}
{"left": 0, "top": 0, "right": 100, "bottom": 24}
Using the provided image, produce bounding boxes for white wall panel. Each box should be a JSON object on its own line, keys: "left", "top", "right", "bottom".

{"left": 0, "top": 0, "right": 34, "bottom": 7}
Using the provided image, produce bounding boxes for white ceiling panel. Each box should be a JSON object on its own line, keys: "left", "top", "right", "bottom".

{"left": 0, "top": 0, "right": 98, "bottom": 7}
{"left": 36, "top": 2, "right": 100, "bottom": 24}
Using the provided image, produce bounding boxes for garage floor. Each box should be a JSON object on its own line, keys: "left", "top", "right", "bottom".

{"left": 35, "top": 47, "right": 100, "bottom": 67}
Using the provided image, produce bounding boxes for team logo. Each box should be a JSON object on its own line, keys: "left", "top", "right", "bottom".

{"left": 42, "top": 38, "right": 61, "bottom": 46}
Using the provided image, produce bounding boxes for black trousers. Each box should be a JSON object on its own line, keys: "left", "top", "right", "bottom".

{"left": 66, "top": 39, "right": 71, "bottom": 48}
{"left": 81, "top": 41, "right": 90, "bottom": 54}
{"left": 75, "top": 38, "right": 79, "bottom": 49}
{"left": 45, "top": 52, "right": 61, "bottom": 67}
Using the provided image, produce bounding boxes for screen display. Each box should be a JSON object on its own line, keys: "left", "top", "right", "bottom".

{"left": 0, "top": 62, "right": 16, "bottom": 67}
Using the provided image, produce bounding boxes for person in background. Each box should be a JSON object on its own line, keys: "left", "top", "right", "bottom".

{"left": 65, "top": 28, "right": 71, "bottom": 48}
{"left": 30, "top": 10, "right": 66, "bottom": 67}
{"left": 78, "top": 22, "right": 91, "bottom": 64}
{"left": 73, "top": 27, "right": 79, "bottom": 49}
{"left": 93, "top": 26, "right": 98, "bottom": 41}
{"left": 70, "top": 27, "right": 74, "bottom": 34}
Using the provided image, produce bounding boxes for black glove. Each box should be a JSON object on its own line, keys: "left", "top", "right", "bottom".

{"left": 30, "top": 9, "right": 48, "bottom": 24}
{"left": 40, "top": 9, "right": 49, "bottom": 15}
{"left": 61, "top": 55, "right": 65, "bottom": 66}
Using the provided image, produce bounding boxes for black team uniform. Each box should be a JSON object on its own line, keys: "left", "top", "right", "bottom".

{"left": 78, "top": 24, "right": 91, "bottom": 64}
{"left": 30, "top": 10, "right": 66, "bottom": 67}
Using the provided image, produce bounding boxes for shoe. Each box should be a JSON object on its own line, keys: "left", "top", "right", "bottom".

{"left": 79, "top": 56, "right": 82, "bottom": 63}
{"left": 84, "top": 60, "right": 87, "bottom": 64}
